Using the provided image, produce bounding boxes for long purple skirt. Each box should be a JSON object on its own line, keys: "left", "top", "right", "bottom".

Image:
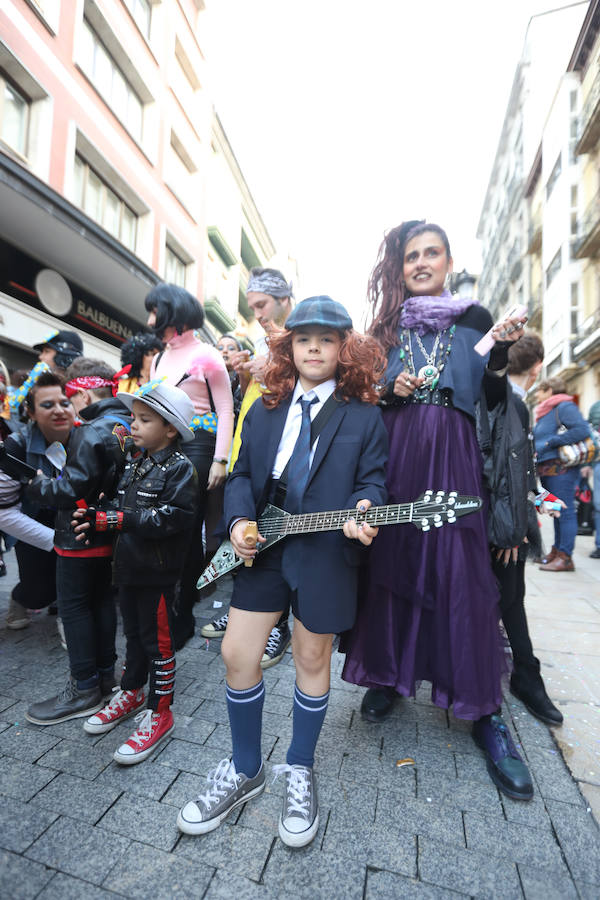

{"left": 341, "top": 403, "right": 503, "bottom": 720}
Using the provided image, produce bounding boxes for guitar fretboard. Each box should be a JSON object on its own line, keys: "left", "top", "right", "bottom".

{"left": 259, "top": 502, "right": 431, "bottom": 536}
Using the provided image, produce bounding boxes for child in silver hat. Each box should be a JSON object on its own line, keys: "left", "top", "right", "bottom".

{"left": 73, "top": 379, "right": 198, "bottom": 764}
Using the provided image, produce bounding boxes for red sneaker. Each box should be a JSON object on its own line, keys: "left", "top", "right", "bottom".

{"left": 84, "top": 689, "right": 146, "bottom": 735}
{"left": 113, "top": 708, "right": 174, "bottom": 765}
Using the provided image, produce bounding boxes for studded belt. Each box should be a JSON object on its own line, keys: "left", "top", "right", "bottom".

{"left": 381, "top": 387, "right": 454, "bottom": 409}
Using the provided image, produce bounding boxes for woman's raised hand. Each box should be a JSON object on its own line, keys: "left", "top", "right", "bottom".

{"left": 491, "top": 311, "right": 527, "bottom": 345}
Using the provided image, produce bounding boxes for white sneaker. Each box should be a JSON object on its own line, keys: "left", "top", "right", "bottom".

{"left": 84, "top": 688, "right": 146, "bottom": 734}
{"left": 6, "top": 594, "right": 29, "bottom": 630}
{"left": 273, "top": 764, "right": 319, "bottom": 848}
{"left": 177, "top": 759, "right": 265, "bottom": 835}
{"left": 200, "top": 612, "right": 229, "bottom": 638}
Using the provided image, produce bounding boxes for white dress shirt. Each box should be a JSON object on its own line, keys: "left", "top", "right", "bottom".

{"left": 272, "top": 378, "right": 337, "bottom": 478}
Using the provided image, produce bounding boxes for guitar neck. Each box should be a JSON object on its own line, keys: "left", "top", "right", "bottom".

{"left": 276, "top": 504, "right": 414, "bottom": 536}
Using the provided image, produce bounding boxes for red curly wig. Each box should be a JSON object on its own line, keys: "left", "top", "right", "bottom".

{"left": 262, "top": 329, "right": 386, "bottom": 409}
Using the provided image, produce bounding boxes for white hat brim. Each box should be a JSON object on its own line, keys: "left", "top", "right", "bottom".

{"left": 116, "top": 391, "right": 195, "bottom": 442}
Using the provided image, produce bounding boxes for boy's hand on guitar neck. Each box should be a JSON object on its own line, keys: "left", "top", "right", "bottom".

{"left": 343, "top": 499, "right": 378, "bottom": 546}
{"left": 230, "top": 518, "right": 266, "bottom": 559}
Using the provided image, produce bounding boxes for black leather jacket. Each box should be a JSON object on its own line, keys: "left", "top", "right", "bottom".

{"left": 26, "top": 398, "right": 134, "bottom": 551}
{"left": 111, "top": 444, "right": 198, "bottom": 586}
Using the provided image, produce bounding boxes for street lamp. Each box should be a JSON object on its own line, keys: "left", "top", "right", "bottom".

{"left": 452, "top": 269, "right": 477, "bottom": 300}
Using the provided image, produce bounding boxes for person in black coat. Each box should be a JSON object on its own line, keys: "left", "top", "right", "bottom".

{"left": 24, "top": 358, "right": 134, "bottom": 727}
{"left": 493, "top": 334, "right": 562, "bottom": 725}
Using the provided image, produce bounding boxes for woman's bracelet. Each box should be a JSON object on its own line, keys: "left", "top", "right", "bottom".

{"left": 213, "top": 457, "right": 228, "bottom": 465}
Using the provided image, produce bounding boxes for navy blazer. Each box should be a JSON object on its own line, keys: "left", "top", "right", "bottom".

{"left": 224, "top": 392, "right": 388, "bottom": 633}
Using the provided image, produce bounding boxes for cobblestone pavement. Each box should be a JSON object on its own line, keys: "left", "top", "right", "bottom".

{"left": 1, "top": 552, "right": 599, "bottom": 899}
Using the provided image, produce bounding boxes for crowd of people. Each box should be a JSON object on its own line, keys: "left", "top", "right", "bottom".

{"left": 1, "top": 222, "right": 599, "bottom": 850}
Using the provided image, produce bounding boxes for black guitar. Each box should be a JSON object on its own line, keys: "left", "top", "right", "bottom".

{"left": 197, "top": 490, "right": 482, "bottom": 590}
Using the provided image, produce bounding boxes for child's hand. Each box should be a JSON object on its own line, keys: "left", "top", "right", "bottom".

{"left": 343, "top": 500, "right": 379, "bottom": 546}
{"left": 230, "top": 518, "right": 266, "bottom": 559}
{"left": 71, "top": 508, "right": 92, "bottom": 544}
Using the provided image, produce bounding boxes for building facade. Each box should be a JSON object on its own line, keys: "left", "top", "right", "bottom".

{"left": 569, "top": 0, "right": 600, "bottom": 410}
{"left": 477, "top": 2, "right": 600, "bottom": 412}
{"left": 0, "top": 0, "right": 279, "bottom": 371}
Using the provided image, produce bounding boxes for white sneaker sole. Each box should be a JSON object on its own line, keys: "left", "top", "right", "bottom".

{"left": 83, "top": 701, "right": 146, "bottom": 734}
{"left": 260, "top": 639, "right": 291, "bottom": 669}
{"left": 279, "top": 812, "right": 319, "bottom": 848}
{"left": 113, "top": 724, "right": 174, "bottom": 765}
{"left": 200, "top": 626, "right": 227, "bottom": 638}
{"left": 176, "top": 779, "right": 265, "bottom": 835}
{"left": 7, "top": 619, "right": 30, "bottom": 630}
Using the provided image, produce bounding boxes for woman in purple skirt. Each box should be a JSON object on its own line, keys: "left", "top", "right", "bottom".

{"left": 342, "top": 220, "right": 533, "bottom": 800}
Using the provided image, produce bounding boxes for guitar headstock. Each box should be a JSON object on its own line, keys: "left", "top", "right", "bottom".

{"left": 411, "top": 491, "right": 482, "bottom": 532}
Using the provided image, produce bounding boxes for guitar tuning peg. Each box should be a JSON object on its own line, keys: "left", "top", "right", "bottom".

{"left": 420, "top": 519, "right": 430, "bottom": 531}
{"left": 448, "top": 496, "right": 456, "bottom": 506}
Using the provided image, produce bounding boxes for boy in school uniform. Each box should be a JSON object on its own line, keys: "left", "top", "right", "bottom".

{"left": 75, "top": 380, "right": 198, "bottom": 763}
{"left": 177, "top": 296, "right": 388, "bottom": 847}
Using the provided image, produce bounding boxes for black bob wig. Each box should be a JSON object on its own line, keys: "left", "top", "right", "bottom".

{"left": 144, "top": 283, "right": 205, "bottom": 338}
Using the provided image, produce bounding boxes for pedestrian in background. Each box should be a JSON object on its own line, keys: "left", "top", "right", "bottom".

{"left": 2, "top": 371, "right": 74, "bottom": 630}
{"left": 201, "top": 269, "right": 294, "bottom": 669}
{"left": 534, "top": 377, "right": 590, "bottom": 572}
{"left": 581, "top": 400, "right": 600, "bottom": 559}
{"left": 145, "top": 284, "right": 233, "bottom": 649}
{"left": 342, "top": 220, "right": 534, "bottom": 801}
{"left": 33, "top": 329, "right": 83, "bottom": 375}
{"left": 216, "top": 333, "right": 244, "bottom": 424}
{"left": 117, "top": 332, "right": 163, "bottom": 394}
{"left": 494, "top": 334, "right": 563, "bottom": 725}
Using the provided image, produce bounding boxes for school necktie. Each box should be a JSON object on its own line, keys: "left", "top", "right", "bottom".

{"left": 285, "top": 395, "right": 318, "bottom": 513}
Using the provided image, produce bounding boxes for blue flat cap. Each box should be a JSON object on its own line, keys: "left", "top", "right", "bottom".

{"left": 285, "top": 296, "right": 353, "bottom": 331}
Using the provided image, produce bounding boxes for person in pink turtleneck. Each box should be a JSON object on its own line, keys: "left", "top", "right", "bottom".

{"left": 145, "top": 284, "right": 234, "bottom": 648}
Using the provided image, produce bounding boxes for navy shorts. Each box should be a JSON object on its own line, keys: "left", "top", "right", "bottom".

{"left": 230, "top": 542, "right": 303, "bottom": 625}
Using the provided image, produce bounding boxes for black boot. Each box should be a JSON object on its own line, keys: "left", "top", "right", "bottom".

{"left": 510, "top": 664, "right": 563, "bottom": 726}
{"left": 473, "top": 712, "right": 533, "bottom": 800}
{"left": 360, "top": 686, "right": 397, "bottom": 722}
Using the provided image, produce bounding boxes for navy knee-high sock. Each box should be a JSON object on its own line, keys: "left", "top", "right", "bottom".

{"left": 226, "top": 679, "right": 264, "bottom": 778}
{"left": 286, "top": 683, "right": 329, "bottom": 768}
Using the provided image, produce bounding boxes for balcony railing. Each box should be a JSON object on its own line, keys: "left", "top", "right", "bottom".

{"left": 574, "top": 190, "right": 600, "bottom": 258}
{"left": 572, "top": 307, "right": 600, "bottom": 358}
{"left": 527, "top": 210, "right": 542, "bottom": 253}
{"left": 576, "top": 70, "right": 600, "bottom": 155}
{"left": 507, "top": 239, "right": 522, "bottom": 282}
{"left": 528, "top": 285, "right": 543, "bottom": 323}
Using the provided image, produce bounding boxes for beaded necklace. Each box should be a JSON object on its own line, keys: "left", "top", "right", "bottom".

{"left": 399, "top": 324, "right": 456, "bottom": 390}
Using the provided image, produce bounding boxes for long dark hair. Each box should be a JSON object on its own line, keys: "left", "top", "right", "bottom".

{"left": 367, "top": 221, "right": 452, "bottom": 350}
{"left": 144, "top": 284, "right": 205, "bottom": 338}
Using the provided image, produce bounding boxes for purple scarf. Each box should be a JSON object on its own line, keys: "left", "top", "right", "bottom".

{"left": 398, "top": 290, "right": 479, "bottom": 335}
